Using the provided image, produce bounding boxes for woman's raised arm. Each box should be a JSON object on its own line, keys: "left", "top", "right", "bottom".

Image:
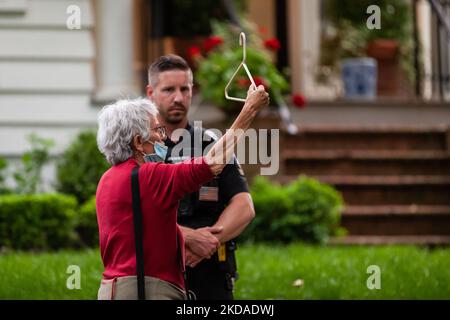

{"left": 205, "top": 85, "right": 269, "bottom": 175}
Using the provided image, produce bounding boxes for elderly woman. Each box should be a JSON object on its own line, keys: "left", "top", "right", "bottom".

{"left": 96, "top": 85, "right": 269, "bottom": 300}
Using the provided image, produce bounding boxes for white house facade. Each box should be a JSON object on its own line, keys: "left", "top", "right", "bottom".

{"left": 0, "top": 0, "right": 138, "bottom": 190}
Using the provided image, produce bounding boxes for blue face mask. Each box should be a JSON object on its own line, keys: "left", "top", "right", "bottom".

{"left": 143, "top": 141, "right": 168, "bottom": 163}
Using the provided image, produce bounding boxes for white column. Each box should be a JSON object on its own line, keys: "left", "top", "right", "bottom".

{"left": 417, "top": 0, "right": 433, "bottom": 100}
{"left": 299, "top": 0, "right": 321, "bottom": 96}
{"left": 94, "top": 0, "right": 139, "bottom": 102}
{"left": 287, "top": 0, "right": 327, "bottom": 98}
{"left": 287, "top": 0, "right": 303, "bottom": 94}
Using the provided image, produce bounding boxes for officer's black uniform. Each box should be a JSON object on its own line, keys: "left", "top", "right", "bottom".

{"left": 165, "top": 123, "right": 249, "bottom": 300}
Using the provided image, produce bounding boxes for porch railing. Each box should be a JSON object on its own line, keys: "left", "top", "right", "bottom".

{"left": 427, "top": 0, "right": 450, "bottom": 100}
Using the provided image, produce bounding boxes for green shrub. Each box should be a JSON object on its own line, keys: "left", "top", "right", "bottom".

{"left": 76, "top": 197, "right": 98, "bottom": 247}
{"left": 0, "top": 194, "right": 78, "bottom": 250}
{"left": 57, "top": 131, "right": 110, "bottom": 203}
{"left": 13, "top": 134, "right": 54, "bottom": 194}
{"left": 241, "top": 176, "right": 345, "bottom": 244}
{"left": 0, "top": 156, "right": 10, "bottom": 194}
{"left": 285, "top": 176, "right": 344, "bottom": 242}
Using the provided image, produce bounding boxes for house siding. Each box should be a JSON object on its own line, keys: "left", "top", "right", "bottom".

{"left": 0, "top": 0, "right": 96, "bottom": 190}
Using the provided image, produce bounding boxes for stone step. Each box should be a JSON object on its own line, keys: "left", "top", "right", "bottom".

{"left": 282, "top": 125, "right": 450, "bottom": 151}
{"left": 279, "top": 175, "right": 450, "bottom": 205}
{"left": 341, "top": 205, "right": 450, "bottom": 235}
{"left": 329, "top": 235, "right": 450, "bottom": 246}
{"left": 283, "top": 150, "right": 450, "bottom": 175}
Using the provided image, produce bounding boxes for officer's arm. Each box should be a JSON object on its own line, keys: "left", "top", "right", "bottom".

{"left": 180, "top": 225, "right": 222, "bottom": 259}
{"left": 211, "top": 192, "right": 255, "bottom": 244}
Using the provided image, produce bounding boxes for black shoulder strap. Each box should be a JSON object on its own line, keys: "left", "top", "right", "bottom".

{"left": 131, "top": 166, "right": 146, "bottom": 300}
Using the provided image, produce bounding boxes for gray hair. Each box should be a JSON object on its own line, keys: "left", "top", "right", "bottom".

{"left": 97, "top": 98, "right": 159, "bottom": 165}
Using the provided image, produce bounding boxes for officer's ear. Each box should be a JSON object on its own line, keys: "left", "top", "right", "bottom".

{"left": 146, "top": 85, "right": 154, "bottom": 100}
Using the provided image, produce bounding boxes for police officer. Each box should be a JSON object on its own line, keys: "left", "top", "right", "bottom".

{"left": 146, "top": 55, "right": 255, "bottom": 300}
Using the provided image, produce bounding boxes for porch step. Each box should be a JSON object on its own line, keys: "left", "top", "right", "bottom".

{"left": 282, "top": 126, "right": 449, "bottom": 151}
{"left": 341, "top": 205, "right": 450, "bottom": 235}
{"left": 279, "top": 125, "right": 450, "bottom": 240}
{"left": 279, "top": 175, "right": 450, "bottom": 205}
{"left": 344, "top": 204, "right": 450, "bottom": 216}
{"left": 283, "top": 150, "right": 450, "bottom": 176}
{"left": 329, "top": 235, "right": 450, "bottom": 246}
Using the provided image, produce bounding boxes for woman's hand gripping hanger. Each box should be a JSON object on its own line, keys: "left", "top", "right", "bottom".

{"left": 225, "top": 32, "right": 256, "bottom": 102}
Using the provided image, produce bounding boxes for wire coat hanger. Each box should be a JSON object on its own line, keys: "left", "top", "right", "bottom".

{"left": 225, "top": 32, "right": 256, "bottom": 102}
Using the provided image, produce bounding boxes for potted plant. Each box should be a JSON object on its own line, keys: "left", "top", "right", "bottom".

{"left": 320, "top": 0, "right": 414, "bottom": 97}
{"left": 189, "top": 20, "right": 290, "bottom": 115}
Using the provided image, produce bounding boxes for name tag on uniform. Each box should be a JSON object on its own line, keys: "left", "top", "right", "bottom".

{"left": 199, "top": 186, "right": 219, "bottom": 201}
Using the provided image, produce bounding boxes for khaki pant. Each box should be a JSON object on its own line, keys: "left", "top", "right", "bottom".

{"left": 98, "top": 276, "right": 187, "bottom": 300}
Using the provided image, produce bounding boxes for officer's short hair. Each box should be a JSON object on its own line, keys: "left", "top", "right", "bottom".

{"left": 148, "top": 54, "right": 193, "bottom": 87}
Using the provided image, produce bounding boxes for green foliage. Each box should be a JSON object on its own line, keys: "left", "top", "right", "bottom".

{"left": 242, "top": 176, "right": 344, "bottom": 244}
{"left": 1, "top": 244, "right": 450, "bottom": 299}
{"left": 235, "top": 243, "right": 450, "bottom": 299}
{"left": 195, "top": 20, "right": 289, "bottom": 111}
{"left": 13, "top": 134, "right": 54, "bottom": 194}
{"left": 324, "top": 0, "right": 412, "bottom": 41}
{"left": 320, "top": 0, "right": 415, "bottom": 82}
{"left": 0, "top": 249, "right": 103, "bottom": 299}
{"left": 0, "top": 193, "right": 78, "bottom": 250}
{"left": 0, "top": 156, "right": 10, "bottom": 194}
{"left": 76, "top": 197, "right": 98, "bottom": 248}
{"left": 57, "top": 131, "right": 110, "bottom": 204}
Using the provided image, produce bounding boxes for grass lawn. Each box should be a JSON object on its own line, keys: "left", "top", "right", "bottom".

{"left": 0, "top": 243, "right": 448, "bottom": 299}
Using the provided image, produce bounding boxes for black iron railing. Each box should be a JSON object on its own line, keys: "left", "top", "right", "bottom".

{"left": 427, "top": 0, "right": 450, "bottom": 100}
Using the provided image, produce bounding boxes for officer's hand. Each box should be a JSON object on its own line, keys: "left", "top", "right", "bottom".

{"left": 185, "top": 226, "right": 223, "bottom": 259}
{"left": 185, "top": 248, "right": 203, "bottom": 268}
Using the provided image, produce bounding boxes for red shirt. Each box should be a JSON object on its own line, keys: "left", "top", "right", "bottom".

{"left": 96, "top": 157, "right": 214, "bottom": 289}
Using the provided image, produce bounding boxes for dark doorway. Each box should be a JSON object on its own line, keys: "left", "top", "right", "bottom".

{"left": 275, "top": 0, "right": 289, "bottom": 72}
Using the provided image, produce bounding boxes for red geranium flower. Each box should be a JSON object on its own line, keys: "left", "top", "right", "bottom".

{"left": 187, "top": 46, "right": 201, "bottom": 60}
{"left": 253, "top": 76, "right": 269, "bottom": 89}
{"left": 204, "top": 36, "right": 224, "bottom": 53}
{"left": 264, "top": 38, "right": 281, "bottom": 51}
{"left": 237, "top": 77, "right": 251, "bottom": 88}
{"left": 292, "top": 93, "right": 307, "bottom": 109}
{"left": 236, "top": 77, "right": 269, "bottom": 89}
